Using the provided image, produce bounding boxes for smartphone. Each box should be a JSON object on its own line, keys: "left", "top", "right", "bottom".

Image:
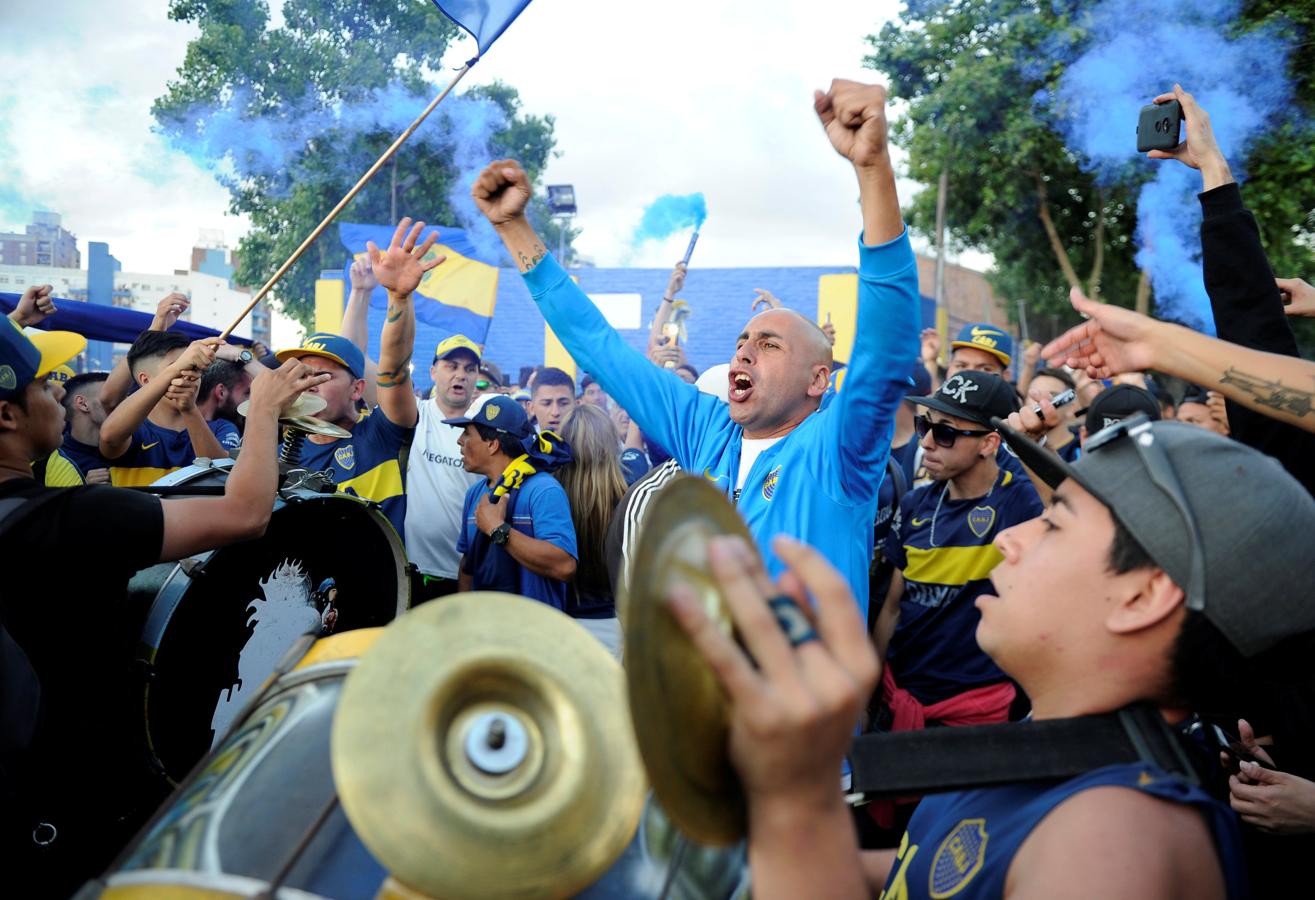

{"left": 1136, "top": 100, "right": 1182, "bottom": 153}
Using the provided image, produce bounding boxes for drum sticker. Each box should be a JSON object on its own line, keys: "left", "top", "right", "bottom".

{"left": 210, "top": 560, "right": 340, "bottom": 738}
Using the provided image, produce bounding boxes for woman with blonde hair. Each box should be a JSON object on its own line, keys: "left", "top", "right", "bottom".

{"left": 554, "top": 403, "right": 627, "bottom": 656}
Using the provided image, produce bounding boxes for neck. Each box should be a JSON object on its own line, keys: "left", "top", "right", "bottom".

{"left": 148, "top": 403, "right": 186, "bottom": 430}
{"left": 482, "top": 454, "right": 514, "bottom": 483}
{"left": 0, "top": 451, "right": 34, "bottom": 484}
{"left": 70, "top": 416, "right": 99, "bottom": 446}
{"left": 434, "top": 393, "right": 466, "bottom": 420}
{"left": 743, "top": 407, "right": 816, "bottom": 440}
{"left": 196, "top": 398, "right": 219, "bottom": 421}
{"left": 947, "top": 456, "right": 998, "bottom": 501}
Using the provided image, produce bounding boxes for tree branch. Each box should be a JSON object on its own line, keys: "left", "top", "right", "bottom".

{"left": 1033, "top": 171, "right": 1082, "bottom": 291}
{"left": 1134, "top": 269, "right": 1152, "bottom": 316}
{"left": 1086, "top": 188, "right": 1106, "bottom": 300}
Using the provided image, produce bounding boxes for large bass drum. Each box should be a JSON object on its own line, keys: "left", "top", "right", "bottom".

{"left": 83, "top": 599, "right": 748, "bottom": 900}
{"left": 127, "top": 459, "right": 409, "bottom": 786}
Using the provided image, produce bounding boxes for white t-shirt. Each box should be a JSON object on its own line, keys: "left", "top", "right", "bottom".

{"left": 403, "top": 399, "right": 482, "bottom": 578}
{"left": 736, "top": 436, "right": 784, "bottom": 492}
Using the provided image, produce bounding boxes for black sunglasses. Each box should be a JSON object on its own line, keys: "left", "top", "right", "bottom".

{"left": 915, "top": 414, "right": 992, "bottom": 448}
{"left": 1084, "top": 415, "right": 1206, "bottom": 611}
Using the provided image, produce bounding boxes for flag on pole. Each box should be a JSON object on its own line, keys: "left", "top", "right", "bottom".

{"left": 430, "top": 1, "right": 533, "bottom": 57}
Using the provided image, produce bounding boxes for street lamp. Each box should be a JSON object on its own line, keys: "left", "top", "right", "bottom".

{"left": 546, "top": 184, "right": 577, "bottom": 265}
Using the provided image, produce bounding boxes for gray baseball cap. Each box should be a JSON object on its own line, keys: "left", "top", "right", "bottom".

{"left": 992, "top": 414, "right": 1315, "bottom": 657}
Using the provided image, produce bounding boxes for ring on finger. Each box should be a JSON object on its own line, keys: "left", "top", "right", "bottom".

{"left": 767, "top": 595, "right": 818, "bottom": 648}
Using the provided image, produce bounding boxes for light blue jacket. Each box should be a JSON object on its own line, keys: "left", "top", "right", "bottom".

{"left": 522, "top": 231, "right": 920, "bottom": 618}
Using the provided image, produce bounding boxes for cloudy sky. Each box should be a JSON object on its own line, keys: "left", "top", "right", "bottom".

{"left": 0, "top": 0, "right": 967, "bottom": 344}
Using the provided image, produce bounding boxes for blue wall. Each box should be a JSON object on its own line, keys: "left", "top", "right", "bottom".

{"left": 364, "top": 263, "right": 935, "bottom": 395}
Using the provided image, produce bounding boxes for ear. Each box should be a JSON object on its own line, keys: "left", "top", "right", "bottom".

{"left": 0, "top": 399, "right": 19, "bottom": 433}
{"left": 74, "top": 394, "right": 92, "bottom": 414}
{"left": 1106, "top": 568, "right": 1185, "bottom": 637}
{"left": 136, "top": 370, "right": 151, "bottom": 388}
{"left": 350, "top": 378, "right": 367, "bottom": 403}
{"left": 807, "top": 364, "right": 832, "bottom": 399}
{"left": 981, "top": 430, "right": 1001, "bottom": 458}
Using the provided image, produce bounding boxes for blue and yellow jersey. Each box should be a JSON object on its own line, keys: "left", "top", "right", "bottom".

{"left": 107, "top": 419, "right": 235, "bottom": 487}
{"left": 298, "top": 406, "right": 414, "bottom": 538}
{"left": 210, "top": 417, "right": 242, "bottom": 452}
{"left": 883, "top": 467, "right": 1043, "bottom": 704}
{"left": 37, "top": 449, "right": 84, "bottom": 486}
{"left": 881, "top": 763, "right": 1247, "bottom": 899}
{"left": 60, "top": 435, "right": 106, "bottom": 480}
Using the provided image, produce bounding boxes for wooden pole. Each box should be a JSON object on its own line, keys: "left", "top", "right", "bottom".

{"left": 219, "top": 63, "right": 475, "bottom": 340}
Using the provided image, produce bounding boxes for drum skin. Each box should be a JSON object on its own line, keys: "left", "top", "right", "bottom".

{"left": 88, "top": 631, "right": 748, "bottom": 900}
{"left": 128, "top": 462, "right": 410, "bottom": 785}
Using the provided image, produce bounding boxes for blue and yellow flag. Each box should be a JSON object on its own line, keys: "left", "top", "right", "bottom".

{"left": 338, "top": 222, "right": 499, "bottom": 345}
{"left": 430, "top": 0, "right": 532, "bottom": 56}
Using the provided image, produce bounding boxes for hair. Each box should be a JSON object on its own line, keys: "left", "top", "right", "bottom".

{"left": 554, "top": 405, "right": 627, "bottom": 579}
{"left": 1034, "top": 367, "right": 1076, "bottom": 391}
{"left": 675, "top": 363, "right": 699, "bottom": 381}
{"left": 473, "top": 423, "right": 525, "bottom": 459}
{"left": 127, "top": 330, "right": 190, "bottom": 378}
{"left": 199, "top": 360, "right": 246, "bottom": 404}
{"left": 60, "top": 371, "right": 109, "bottom": 414}
{"left": 532, "top": 367, "right": 574, "bottom": 395}
{"left": 581, "top": 374, "right": 598, "bottom": 390}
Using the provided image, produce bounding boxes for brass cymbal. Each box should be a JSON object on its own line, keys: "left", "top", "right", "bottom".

{"left": 622, "top": 475, "right": 751, "bottom": 846}
{"left": 331, "top": 592, "right": 645, "bottom": 900}
{"left": 281, "top": 414, "right": 351, "bottom": 439}
{"left": 237, "top": 392, "right": 327, "bottom": 420}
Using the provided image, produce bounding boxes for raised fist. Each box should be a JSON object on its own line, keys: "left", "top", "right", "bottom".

{"left": 472, "top": 159, "right": 533, "bottom": 227}
{"left": 814, "top": 79, "right": 890, "bottom": 169}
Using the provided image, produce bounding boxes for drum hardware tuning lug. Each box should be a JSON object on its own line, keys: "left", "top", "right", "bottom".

{"left": 193, "top": 456, "right": 214, "bottom": 469}
{"left": 179, "top": 558, "right": 207, "bottom": 579}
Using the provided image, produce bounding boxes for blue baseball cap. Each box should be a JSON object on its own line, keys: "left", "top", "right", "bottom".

{"left": 276, "top": 332, "right": 365, "bottom": 379}
{"left": 0, "top": 320, "right": 86, "bottom": 401}
{"left": 951, "top": 323, "right": 1013, "bottom": 367}
{"left": 442, "top": 394, "right": 532, "bottom": 440}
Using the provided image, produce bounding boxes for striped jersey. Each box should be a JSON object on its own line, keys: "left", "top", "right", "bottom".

{"left": 107, "top": 418, "right": 236, "bottom": 487}
{"left": 298, "top": 406, "right": 414, "bottom": 538}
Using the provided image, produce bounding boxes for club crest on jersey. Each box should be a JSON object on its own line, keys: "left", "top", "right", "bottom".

{"left": 0, "top": 366, "right": 16, "bottom": 390}
{"left": 929, "top": 818, "right": 989, "bottom": 898}
{"left": 761, "top": 465, "right": 781, "bottom": 501}
{"left": 940, "top": 375, "right": 979, "bottom": 405}
{"left": 334, "top": 445, "right": 355, "bottom": 470}
{"left": 967, "top": 506, "right": 995, "bottom": 538}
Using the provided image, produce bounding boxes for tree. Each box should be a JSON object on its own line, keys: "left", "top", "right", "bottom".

{"left": 153, "top": 0, "right": 564, "bottom": 328}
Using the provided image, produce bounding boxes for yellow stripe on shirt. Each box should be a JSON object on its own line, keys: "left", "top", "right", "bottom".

{"left": 41, "top": 452, "right": 84, "bottom": 487}
{"left": 110, "top": 466, "right": 180, "bottom": 487}
{"left": 902, "top": 543, "right": 1004, "bottom": 586}
{"left": 335, "top": 459, "right": 405, "bottom": 503}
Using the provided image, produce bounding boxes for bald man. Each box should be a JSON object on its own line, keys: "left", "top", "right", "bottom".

{"left": 473, "top": 79, "right": 919, "bottom": 617}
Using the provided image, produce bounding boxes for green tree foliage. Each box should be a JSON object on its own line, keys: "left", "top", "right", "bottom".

{"left": 153, "top": 0, "right": 563, "bottom": 328}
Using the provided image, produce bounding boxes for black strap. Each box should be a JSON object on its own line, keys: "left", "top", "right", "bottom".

{"left": 847, "top": 704, "right": 1201, "bottom": 798}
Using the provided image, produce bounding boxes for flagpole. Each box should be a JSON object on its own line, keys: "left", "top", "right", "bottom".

{"left": 219, "top": 62, "right": 476, "bottom": 341}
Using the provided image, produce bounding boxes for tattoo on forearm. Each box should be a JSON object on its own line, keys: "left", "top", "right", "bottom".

{"left": 386, "top": 305, "right": 403, "bottom": 324}
{"left": 377, "top": 354, "right": 414, "bottom": 390}
{"left": 516, "top": 242, "right": 549, "bottom": 273}
{"left": 1219, "top": 367, "right": 1315, "bottom": 418}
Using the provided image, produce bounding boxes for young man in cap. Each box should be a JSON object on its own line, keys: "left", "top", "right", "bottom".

{"left": 403, "top": 334, "right": 484, "bottom": 602}
{"left": 872, "top": 371, "right": 1042, "bottom": 830}
{"left": 675, "top": 414, "right": 1297, "bottom": 897}
{"left": 947, "top": 322, "right": 1013, "bottom": 378}
{"left": 449, "top": 395, "right": 577, "bottom": 608}
{"left": 0, "top": 319, "right": 325, "bottom": 893}
{"left": 276, "top": 218, "right": 441, "bottom": 539}
{"left": 472, "top": 79, "right": 919, "bottom": 621}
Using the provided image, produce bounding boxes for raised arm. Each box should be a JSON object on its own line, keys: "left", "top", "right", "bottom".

{"left": 102, "top": 293, "right": 190, "bottom": 413}
{"left": 100, "top": 338, "right": 218, "bottom": 459}
{"left": 813, "top": 80, "right": 921, "bottom": 500}
{"left": 367, "top": 218, "right": 442, "bottom": 429}
{"left": 166, "top": 372, "right": 229, "bottom": 461}
{"left": 343, "top": 257, "right": 381, "bottom": 410}
{"left": 8, "top": 284, "right": 57, "bottom": 328}
{"left": 647, "top": 262, "right": 687, "bottom": 347}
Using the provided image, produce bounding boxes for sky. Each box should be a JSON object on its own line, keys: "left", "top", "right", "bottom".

{"left": 0, "top": 0, "right": 975, "bottom": 345}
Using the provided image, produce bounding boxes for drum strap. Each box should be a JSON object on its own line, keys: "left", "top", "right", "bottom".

{"left": 847, "top": 703, "right": 1204, "bottom": 799}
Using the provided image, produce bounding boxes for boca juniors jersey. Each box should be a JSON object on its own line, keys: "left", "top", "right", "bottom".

{"left": 108, "top": 418, "right": 239, "bottom": 487}
{"left": 298, "top": 406, "right": 414, "bottom": 538}
{"left": 883, "top": 467, "right": 1043, "bottom": 704}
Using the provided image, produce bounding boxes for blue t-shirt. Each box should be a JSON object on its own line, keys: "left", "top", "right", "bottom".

{"left": 107, "top": 418, "right": 237, "bottom": 487}
{"left": 60, "top": 435, "right": 107, "bottom": 479}
{"left": 884, "top": 467, "right": 1043, "bottom": 704}
{"left": 298, "top": 406, "right": 414, "bottom": 539}
{"left": 209, "top": 417, "right": 242, "bottom": 452}
{"left": 456, "top": 472, "right": 578, "bottom": 609}
{"left": 619, "top": 447, "right": 650, "bottom": 486}
{"left": 881, "top": 763, "right": 1247, "bottom": 899}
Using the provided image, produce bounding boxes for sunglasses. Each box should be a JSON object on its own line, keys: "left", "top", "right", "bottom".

{"left": 475, "top": 379, "right": 491, "bottom": 390}
{"left": 1084, "top": 414, "right": 1206, "bottom": 611}
{"left": 914, "top": 414, "right": 992, "bottom": 448}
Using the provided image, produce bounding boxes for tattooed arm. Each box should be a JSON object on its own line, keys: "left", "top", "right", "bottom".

{"left": 368, "top": 218, "right": 443, "bottom": 428}
{"left": 1045, "top": 289, "right": 1315, "bottom": 435}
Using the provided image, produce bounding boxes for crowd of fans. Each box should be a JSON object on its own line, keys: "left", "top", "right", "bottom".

{"left": 4, "top": 77, "right": 1315, "bottom": 898}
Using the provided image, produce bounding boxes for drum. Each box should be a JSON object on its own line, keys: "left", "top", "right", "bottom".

{"left": 85, "top": 627, "right": 748, "bottom": 900}
{"left": 127, "top": 459, "right": 409, "bottom": 785}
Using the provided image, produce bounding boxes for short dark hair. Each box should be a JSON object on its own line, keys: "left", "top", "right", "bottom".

{"left": 532, "top": 367, "right": 574, "bottom": 395}
{"left": 1106, "top": 515, "right": 1155, "bottom": 576}
{"left": 199, "top": 360, "right": 247, "bottom": 404}
{"left": 474, "top": 423, "right": 524, "bottom": 458}
{"left": 60, "top": 371, "right": 109, "bottom": 414}
{"left": 127, "top": 330, "right": 190, "bottom": 378}
{"left": 1034, "top": 367, "right": 1076, "bottom": 391}
{"left": 676, "top": 363, "right": 699, "bottom": 381}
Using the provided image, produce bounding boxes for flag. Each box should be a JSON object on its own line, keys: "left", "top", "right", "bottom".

{"left": 338, "top": 222, "right": 500, "bottom": 345}
{"left": 430, "top": 0, "right": 532, "bottom": 57}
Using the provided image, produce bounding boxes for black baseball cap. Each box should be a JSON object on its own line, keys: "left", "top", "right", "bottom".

{"left": 1081, "top": 383, "right": 1160, "bottom": 434}
{"left": 908, "top": 371, "right": 1019, "bottom": 428}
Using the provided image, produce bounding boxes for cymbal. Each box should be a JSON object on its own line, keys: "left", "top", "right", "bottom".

{"left": 281, "top": 414, "right": 351, "bottom": 439}
{"left": 236, "top": 392, "right": 327, "bottom": 420}
{"left": 622, "top": 475, "right": 751, "bottom": 846}
{"left": 332, "top": 592, "right": 645, "bottom": 900}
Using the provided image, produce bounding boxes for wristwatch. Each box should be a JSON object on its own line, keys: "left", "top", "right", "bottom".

{"left": 237, "top": 349, "right": 254, "bottom": 364}
{"left": 490, "top": 523, "right": 512, "bottom": 546}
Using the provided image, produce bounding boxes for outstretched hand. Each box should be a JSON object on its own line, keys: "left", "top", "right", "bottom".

{"left": 1147, "top": 84, "right": 1230, "bottom": 183}
{"left": 814, "top": 79, "right": 890, "bottom": 169}
{"left": 1041, "top": 288, "right": 1162, "bottom": 378}
{"left": 751, "top": 288, "right": 782, "bottom": 313}
{"left": 367, "top": 218, "right": 443, "bottom": 297}
{"left": 472, "top": 159, "right": 533, "bottom": 227}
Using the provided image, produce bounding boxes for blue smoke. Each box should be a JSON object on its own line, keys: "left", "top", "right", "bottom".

{"left": 1049, "top": 0, "right": 1295, "bottom": 334}
{"left": 632, "top": 193, "right": 708, "bottom": 247}
{"left": 161, "top": 82, "right": 508, "bottom": 262}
